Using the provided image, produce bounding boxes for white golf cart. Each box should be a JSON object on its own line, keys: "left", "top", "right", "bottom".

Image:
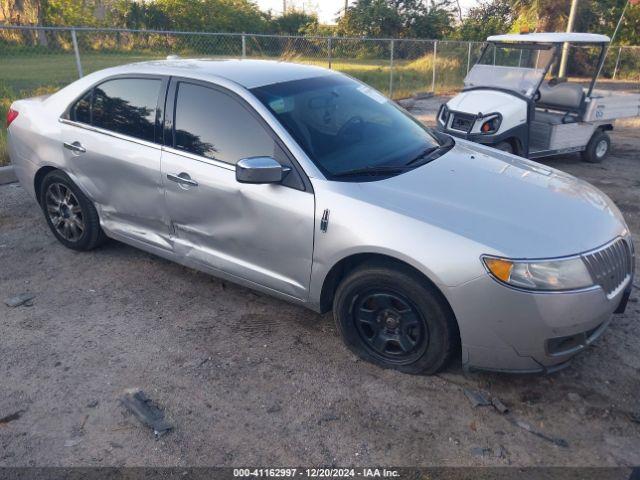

{"left": 436, "top": 32, "right": 640, "bottom": 162}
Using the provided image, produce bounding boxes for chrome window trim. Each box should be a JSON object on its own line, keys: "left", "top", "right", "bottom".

{"left": 59, "top": 118, "right": 161, "bottom": 150}
{"left": 161, "top": 145, "right": 235, "bottom": 172}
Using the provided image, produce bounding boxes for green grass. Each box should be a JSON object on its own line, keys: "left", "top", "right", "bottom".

{"left": 0, "top": 49, "right": 467, "bottom": 166}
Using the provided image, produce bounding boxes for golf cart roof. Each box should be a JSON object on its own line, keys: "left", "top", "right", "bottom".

{"left": 487, "top": 32, "right": 610, "bottom": 44}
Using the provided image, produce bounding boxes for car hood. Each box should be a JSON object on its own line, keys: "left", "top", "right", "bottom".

{"left": 357, "top": 140, "right": 627, "bottom": 258}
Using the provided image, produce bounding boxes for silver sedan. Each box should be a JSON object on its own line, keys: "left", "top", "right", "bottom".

{"left": 7, "top": 59, "right": 634, "bottom": 374}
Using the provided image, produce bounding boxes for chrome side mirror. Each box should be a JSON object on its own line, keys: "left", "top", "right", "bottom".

{"left": 236, "top": 157, "right": 290, "bottom": 184}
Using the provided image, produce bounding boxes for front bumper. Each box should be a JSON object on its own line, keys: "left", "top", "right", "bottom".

{"left": 436, "top": 123, "right": 504, "bottom": 148}
{"left": 446, "top": 272, "right": 632, "bottom": 374}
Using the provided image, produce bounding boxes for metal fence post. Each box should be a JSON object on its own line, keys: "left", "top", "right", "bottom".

{"left": 466, "top": 42, "right": 472, "bottom": 74}
{"left": 242, "top": 34, "right": 246, "bottom": 58}
{"left": 328, "top": 37, "right": 332, "bottom": 69}
{"left": 70, "top": 28, "right": 83, "bottom": 78}
{"left": 612, "top": 46, "right": 622, "bottom": 80}
{"left": 389, "top": 39, "right": 395, "bottom": 98}
{"left": 431, "top": 40, "right": 437, "bottom": 93}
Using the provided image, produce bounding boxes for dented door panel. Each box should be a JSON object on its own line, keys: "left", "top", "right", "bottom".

{"left": 161, "top": 148, "right": 315, "bottom": 299}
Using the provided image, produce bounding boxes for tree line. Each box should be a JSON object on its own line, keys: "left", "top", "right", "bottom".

{"left": 1, "top": 0, "right": 638, "bottom": 44}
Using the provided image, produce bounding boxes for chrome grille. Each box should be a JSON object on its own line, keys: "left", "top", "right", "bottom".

{"left": 582, "top": 238, "right": 634, "bottom": 298}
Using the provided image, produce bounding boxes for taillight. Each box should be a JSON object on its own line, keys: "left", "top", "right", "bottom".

{"left": 6, "top": 108, "right": 18, "bottom": 128}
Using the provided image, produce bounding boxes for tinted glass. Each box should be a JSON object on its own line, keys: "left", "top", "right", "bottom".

{"left": 70, "top": 90, "right": 91, "bottom": 124}
{"left": 174, "top": 82, "right": 277, "bottom": 164}
{"left": 92, "top": 78, "right": 161, "bottom": 142}
{"left": 251, "top": 76, "right": 440, "bottom": 176}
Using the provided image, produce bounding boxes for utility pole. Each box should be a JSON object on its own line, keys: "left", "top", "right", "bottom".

{"left": 283, "top": 0, "right": 286, "bottom": 15}
{"left": 559, "top": 0, "right": 579, "bottom": 78}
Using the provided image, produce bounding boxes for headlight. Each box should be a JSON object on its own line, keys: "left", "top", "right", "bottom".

{"left": 482, "top": 256, "right": 594, "bottom": 291}
{"left": 479, "top": 114, "right": 501, "bottom": 134}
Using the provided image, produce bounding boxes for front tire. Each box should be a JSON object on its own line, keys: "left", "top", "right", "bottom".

{"left": 581, "top": 130, "right": 610, "bottom": 163}
{"left": 333, "top": 263, "right": 458, "bottom": 374}
{"left": 40, "top": 170, "right": 106, "bottom": 251}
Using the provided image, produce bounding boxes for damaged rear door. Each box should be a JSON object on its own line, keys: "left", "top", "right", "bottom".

{"left": 161, "top": 79, "right": 315, "bottom": 300}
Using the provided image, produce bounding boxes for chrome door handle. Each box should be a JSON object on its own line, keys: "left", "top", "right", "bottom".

{"left": 167, "top": 172, "right": 198, "bottom": 187}
{"left": 63, "top": 141, "right": 86, "bottom": 153}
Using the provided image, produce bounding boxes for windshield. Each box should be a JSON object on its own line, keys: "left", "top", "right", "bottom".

{"left": 251, "top": 75, "right": 442, "bottom": 177}
{"left": 464, "top": 43, "right": 556, "bottom": 97}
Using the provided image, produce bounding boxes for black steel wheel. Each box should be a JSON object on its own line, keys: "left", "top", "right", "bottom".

{"left": 334, "top": 261, "right": 459, "bottom": 374}
{"left": 40, "top": 170, "right": 106, "bottom": 251}
{"left": 353, "top": 290, "right": 428, "bottom": 364}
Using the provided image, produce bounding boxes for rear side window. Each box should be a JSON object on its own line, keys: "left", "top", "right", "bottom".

{"left": 70, "top": 90, "right": 91, "bottom": 124}
{"left": 92, "top": 78, "right": 161, "bottom": 142}
{"left": 173, "top": 82, "right": 277, "bottom": 164}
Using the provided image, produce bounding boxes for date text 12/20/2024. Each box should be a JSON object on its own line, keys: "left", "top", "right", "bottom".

{"left": 233, "top": 469, "right": 401, "bottom": 478}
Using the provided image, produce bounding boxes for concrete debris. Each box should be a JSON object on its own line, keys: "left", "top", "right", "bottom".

{"left": 0, "top": 410, "right": 24, "bottom": 425}
{"left": 491, "top": 397, "right": 509, "bottom": 414}
{"left": 64, "top": 438, "right": 82, "bottom": 447}
{"left": 120, "top": 389, "right": 172, "bottom": 437}
{"left": 464, "top": 388, "right": 491, "bottom": 407}
{"left": 4, "top": 293, "right": 35, "bottom": 308}
{"left": 507, "top": 416, "right": 569, "bottom": 448}
{"left": 494, "top": 444, "right": 507, "bottom": 459}
{"left": 470, "top": 446, "right": 491, "bottom": 458}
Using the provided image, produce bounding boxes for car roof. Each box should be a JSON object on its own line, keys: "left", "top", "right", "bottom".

{"left": 487, "top": 32, "right": 610, "bottom": 44}
{"left": 99, "top": 58, "right": 336, "bottom": 89}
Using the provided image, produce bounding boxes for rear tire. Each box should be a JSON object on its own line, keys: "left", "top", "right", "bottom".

{"left": 333, "top": 263, "right": 458, "bottom": 375}
{"left": 581, "top": 130, "right": 610, "bottom": 163}
{"left": 40, "top": 170, "right": 107, "bottom": 251}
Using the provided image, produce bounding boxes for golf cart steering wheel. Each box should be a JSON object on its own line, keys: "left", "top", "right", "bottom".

{"left": 338, "top": 116, "right": 364, "bottom": 141}
{"left": 534, "top": 89, "right": 541, "bottom": 102}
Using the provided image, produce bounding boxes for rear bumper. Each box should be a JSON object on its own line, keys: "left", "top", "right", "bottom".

{"left": 446, "top": 272, "right": 632, "bottom": 374}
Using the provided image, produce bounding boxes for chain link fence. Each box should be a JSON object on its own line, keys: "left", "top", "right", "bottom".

{"left": 1, "top": 25, "right": 639, "bottom": 165}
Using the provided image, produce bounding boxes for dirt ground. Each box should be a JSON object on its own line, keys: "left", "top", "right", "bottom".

{"left": 1, "top": 97, "right": 639, "bottom": 468}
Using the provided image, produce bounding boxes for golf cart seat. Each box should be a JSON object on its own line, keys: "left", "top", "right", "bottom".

{"left": 534, "top": 110, "right": 577, "bottom": 124}
{"left": 538, "top": 81, "right": 585, "bottom": 111}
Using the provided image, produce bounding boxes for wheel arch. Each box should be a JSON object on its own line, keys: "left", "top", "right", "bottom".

{"left": 33, "top": 165, "right": 59, "bottom": 205}
{"left": 319, "top": 253, "right": 458, "bottom": 321}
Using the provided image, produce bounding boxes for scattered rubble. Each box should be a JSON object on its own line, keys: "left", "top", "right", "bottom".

{"left": 491, "top": 397, "right": 509, "bottom": 414}
{"left": 506, "top": 417, "right": 569, "bottom": 448}
{"left": 464, "top": 389, "right": 491, "bottom": 407}
{"left": 120, "top": 389, "right": 172, "bottom": 437}
{"left": 0, "top": 410, "right": 24, "bottom": 425}
{"left": 4, "top": 293, "right": 35, "bottom": 308}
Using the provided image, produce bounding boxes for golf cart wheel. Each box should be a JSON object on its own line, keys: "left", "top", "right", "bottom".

{"left": 582, "top": 130, "right": 611, "bottom": 163}
{"left": 495, "top": 141, "right": 514, "bottom": 154}
{"left": 333, "top": 262, "right": 458, "bottom": 375}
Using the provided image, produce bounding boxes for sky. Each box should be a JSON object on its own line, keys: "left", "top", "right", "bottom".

{"left": 255, "top": 0, "right": 480, "bottom": 24}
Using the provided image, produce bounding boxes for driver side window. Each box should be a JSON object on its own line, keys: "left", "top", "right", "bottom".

{"left": 172, "top": 81, "right": 305, "bottom": 190}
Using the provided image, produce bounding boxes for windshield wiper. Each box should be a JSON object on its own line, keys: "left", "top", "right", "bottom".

{"left": 332, "top": 164, "right": 414, "bottom": 178}
{"left": 406, "top": 136, "right": 455, "bottom": 167}
{"left": 405, "top": 146, "right": 440, "bottom": 166}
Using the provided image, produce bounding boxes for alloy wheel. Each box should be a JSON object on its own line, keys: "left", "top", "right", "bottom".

{"left": 45, "top": 182, "right": 84, "bottom": 242}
